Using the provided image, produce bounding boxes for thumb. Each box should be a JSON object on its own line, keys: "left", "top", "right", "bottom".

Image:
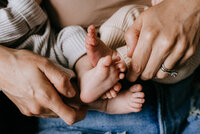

{"left": 125, "top": 16, "right": 142, "bottom": 58}
{"left": 38, "top": 59, "right": 76, "bottom": 98}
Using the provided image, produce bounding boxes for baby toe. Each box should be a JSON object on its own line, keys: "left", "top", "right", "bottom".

{"left": 129, "top": 101, "right": 143, "bottom": 108}
{"left": 106, "top": 92, "right": 112, "bottom": 99}
{"left": 129, "top": 84, "right": 143, "bottom": 92}
{"left": 119, "top": 73, "right": 125, "bottom": 79}
{"left": 110, "top": 90, "right": 117, "bottom": 98}
{"left": 116, "top": 63, "right": 126, "bottom": 72}
{"left": 129, "top": 107, "right": 142, "bottom": 112}
{"left": 132, "top": 92, "right": 145, "bottom": 98}
{"left": 101, "top": 94, "right": 108, "bottom": 99}
{"left": 132, "top": 98, "right": 145, "bottom": 104}
{"left": 113, "top": 83, "right": 121, "bottom": 92}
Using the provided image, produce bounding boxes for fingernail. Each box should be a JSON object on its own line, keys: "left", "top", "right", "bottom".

{"left": 67, "top": 90, "right": 72, "bottom": 97}
{"left": 67, "top": 89, "right": 75, "bottom": 97}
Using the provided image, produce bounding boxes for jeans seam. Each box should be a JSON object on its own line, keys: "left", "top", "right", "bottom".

{"left": 154, "top": 83, "right": 165, "bottom": 134}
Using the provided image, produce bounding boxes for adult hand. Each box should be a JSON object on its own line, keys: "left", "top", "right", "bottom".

{"left": 125, "top": 0, "right": 200, "bottom": 82}
{"left": 0, "top": 46, "right": 87, "bottom": 125}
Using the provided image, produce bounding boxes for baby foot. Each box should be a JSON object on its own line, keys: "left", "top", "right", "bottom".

{"left": 86, "top": 25, "right": 125, "bottom": 68}
{"left": 85, "top": 25, "right": 113, "bottom": 67}
{"left": 89, "top": 84, "right": 145, "bottom": 114}
{"left": 85, "top": 25, "right": 126, "bottom": 99}
{"left": 101, "top": 82, "right": 122, "bottom": 99}
{"left": 80, "top": 55, "right": 124, "bottom": 103}
{"left": 105, "top": 84, "right": 145, "bottom": 114}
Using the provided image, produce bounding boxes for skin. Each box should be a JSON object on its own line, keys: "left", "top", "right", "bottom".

{"left": 0, "top": 46, "right": 87, "bottom": 125}
{"left": 35, "top": 0, "right": 42, "bottom": 4}
{"left": 125, "top": 0, "right": 200, "bottom": 82}
{"left": 85, "top": 25, "right": 126, "bottom": 99}
{"left": 0, "top": 0, "right": 88, "bottom": 125}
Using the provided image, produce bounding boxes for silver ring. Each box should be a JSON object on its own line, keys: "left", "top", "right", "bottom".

{"left": 160, "top": 64, "right": 178, "bottom": 77}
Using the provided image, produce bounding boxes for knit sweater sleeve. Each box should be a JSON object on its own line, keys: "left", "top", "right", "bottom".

{"left": 0, "top": 0, "right": 47, "bottom": 44}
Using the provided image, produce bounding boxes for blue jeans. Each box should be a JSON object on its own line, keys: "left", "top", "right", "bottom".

{"left": 182, "top": 84, "right": 200, "bottom": 134}
{"left": 37, "top": 75, "right": 198, "bottom": 134}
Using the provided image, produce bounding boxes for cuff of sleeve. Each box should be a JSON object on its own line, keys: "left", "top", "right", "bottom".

{"left": 8, "top": 0, "right": 47, "bottom": 29}
{"left": 116, "top": 46, "right": 131, "bottom": 68}
{"left": 58, "top": 26, "right": 87, "bottom": 69}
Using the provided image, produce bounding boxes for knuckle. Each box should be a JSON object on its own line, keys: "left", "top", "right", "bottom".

{"left": 37, "top": 89, "right": 52, "bottom": 104}
{"left": 141, "top": 71, "right": 153, "bottom": 80}
{"left": 160, "top": 37, "right": 172, "bottom": 48}
{"left": 131, "top": 63, "right": 143, "bottom": 74}
{"left": 31, "top": 106, "right": 42, "bottom": 115}
{"left": 189, "top": 46, "right": 196, "bottom": 56}
{"left": 143, "top": 29, "right": 157, "bottom": 41}
{"left": 58, "top": 74, "right": 68, "bottom": 88}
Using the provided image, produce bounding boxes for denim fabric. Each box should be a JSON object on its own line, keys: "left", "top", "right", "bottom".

{"left": 182, "top": 86, "right": 200, "bottom": 134}
{"left": 37, "top": 75, "right": 196, "bottom": 134}
{"left": 182, "top": 109, "right": 200, "bottom": 134}
{"left": 155, "top": 74, "right": 195, "bottom": 134}
{"left": 38, "top": 81, "right": 159, "bottom": 134}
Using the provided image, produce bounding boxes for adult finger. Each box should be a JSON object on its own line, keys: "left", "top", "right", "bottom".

{"left": 179, "top": 31, "right": 200, "bottom": 65}
{"left": 179, "top": 20, "right": 200, "bottom": 65}
{"left": 47, "top": 89, "right": 79, "bottom": 125}
{"left": 73, "top": 105, "right": 88, "bottom": 123}
{"left": 38, "top": 59, "right": 76, "bottom": 98}
{"left": 127, "top": 26, "right": 158, "bottom": 82}
{"left": 125, "top": 16, "right": 142, "bottom": 58}
{"left": 179, "top": 45, "right": 197, "bottom": 65}
{"left": 156, "top": 37, "right": 188, "bottom": 78}
{"left": 35, "top": 114, "right": 59, "bottom": 118}
{"left": 44, "top": 79, "right": 87, "bottom": 124}
{"left": 140, "top": 31, "right": 176, "bottom": 80}
{"left": 32, "top": 70, "right": 79, "bottom": 125}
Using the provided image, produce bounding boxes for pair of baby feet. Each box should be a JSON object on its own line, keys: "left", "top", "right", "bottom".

{"left": 80, "top": 25, "right": 145, "bottom": 114}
